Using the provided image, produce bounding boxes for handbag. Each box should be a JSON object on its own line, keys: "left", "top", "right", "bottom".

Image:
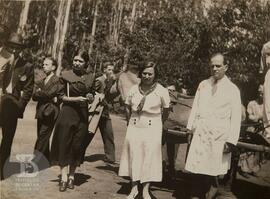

{"left": 42, "top": 103, "right": 57, "bottom": 119}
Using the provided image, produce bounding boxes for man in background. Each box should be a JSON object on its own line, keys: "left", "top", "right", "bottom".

{"left": 95, "top": 62, "right": 117, "bottom": 164}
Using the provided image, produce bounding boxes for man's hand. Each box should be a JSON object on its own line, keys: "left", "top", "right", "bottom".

{"left": 187, "top": 129, "right": 194, "bottom": 144}
{"left": 223, "top": 142, "right": 235, "bottom": 154}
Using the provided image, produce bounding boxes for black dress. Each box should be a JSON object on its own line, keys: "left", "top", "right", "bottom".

{"left": 50, "top": 70, "right": 94, "bottom": 167}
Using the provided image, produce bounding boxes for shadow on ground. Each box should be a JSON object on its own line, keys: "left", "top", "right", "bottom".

{"left": 96, "top": 164, "right": 119, "bottom": 175}
{"left": 50, "top": 173, "right": 91, "bottom": 187}
{"left": 84, "top": 154, "right": 105, "bottom": 162}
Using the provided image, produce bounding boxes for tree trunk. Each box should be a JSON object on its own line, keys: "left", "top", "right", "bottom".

{"left": 52, "top": 0, "right": 64, "bottom": 59}
{"left": 42, "top": 10, "right": 50, "bottom": 51}
{"left": 129, "top": 0, "right": 137, "bottom": 32}
{"left": 88, "top": 0, "right": 99, "bottom": 56}
{"left": 18, "top": 0, "right": 31, "bottom": 35}
{"left": 113, "top": 0, "right": 123, "bottom": 46}
{"left": 56, "top": 0, "right": 72, "bottom": 75}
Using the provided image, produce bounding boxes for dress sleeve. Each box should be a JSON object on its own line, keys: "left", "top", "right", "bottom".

{"left": 161, "top": 87, "right": 170, "bottom": 108}
{"left": 260, "top": 44, "right": 266, "bottom": 74}
{"left": 264, "top": 71, "right": 270, "bottom": 135}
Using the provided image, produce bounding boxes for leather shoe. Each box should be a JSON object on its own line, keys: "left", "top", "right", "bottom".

{"left": 59, "top": 181, "right": 67, "bottom": 192}
{"left": 67, "top": 178, "right": 74, "bottom": 189}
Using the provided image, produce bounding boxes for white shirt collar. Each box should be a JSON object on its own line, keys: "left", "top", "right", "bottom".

{"left": 44, "top": 72, "right": 54, "bottom": 84}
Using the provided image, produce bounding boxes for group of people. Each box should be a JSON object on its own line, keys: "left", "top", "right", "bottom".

{"left": 0, "top": 32, "right": 116, "bottom": 187}
{"left": 0, "top": 29, "right": 269, "bottom": 199}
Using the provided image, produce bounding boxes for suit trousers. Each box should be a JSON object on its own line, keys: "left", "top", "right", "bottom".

{"left": 34, "top": 118, "right": 55, "bottom": 162}
{"left": 98, "top": 116, "right": 115, "bottom": 162}
{"left": 0, "top": 96, "right": 19, "bottom": 176}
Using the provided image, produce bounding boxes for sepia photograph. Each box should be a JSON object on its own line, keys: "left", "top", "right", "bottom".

{"left": 0, "top": 0, "right": 270, "bottom": 198}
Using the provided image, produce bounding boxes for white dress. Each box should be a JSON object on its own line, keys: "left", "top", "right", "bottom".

{"left": 118, "top": 83, "right": 170, "bottom": 183}
{"left": 185, "top": 76, "right": 241, "bottom": 176}
{"left": 263, "top": 69, "right": 270, "bottom": 138}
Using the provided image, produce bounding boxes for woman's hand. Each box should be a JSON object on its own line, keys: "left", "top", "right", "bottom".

{"left": 76, "top": 96, "right": 88, "bottom": 102}
{"left": 223, "top": 142, "right": 235, "bottom": 154}
{"left": 62, "top": 96, "right": 87, "bottom": 102}
{"left": 86, "top": 93, "right": 94, "bottom": 103}
{"left": 125, "top": 105, "right": 131, "bottom": 126}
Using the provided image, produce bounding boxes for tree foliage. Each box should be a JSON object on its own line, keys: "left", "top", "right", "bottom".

{"left": 1, "top": 0, "right": 270, "bottom": 100}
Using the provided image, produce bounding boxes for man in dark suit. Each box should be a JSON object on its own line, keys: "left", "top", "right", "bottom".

{"left": 32, "top": 57, "right": 61, "bottom": 163}
{"left": 0, "top": 33, "right": 34, "bottom": 180}
{"left": 95, "top": 62, "right": 116, "bottom": 163}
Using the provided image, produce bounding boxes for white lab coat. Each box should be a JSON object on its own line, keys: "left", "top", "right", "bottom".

{"left": 185, "top": 75, "right": 241, "bottom": 176}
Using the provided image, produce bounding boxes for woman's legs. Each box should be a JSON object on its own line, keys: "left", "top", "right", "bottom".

{"left": 142, "top": 182, "right": 151, "bottom": 199}
{"left": 67, "top": 164, "right": 76, "bottom": 189}
{"left": 60, "top": 166, "right": 68, "bottom": 182}
{"left": 127, "top": 181, "right": 139, "bottom": 199}
{"left": 59, "top": 166, "right": 68, "bottom": 192}
{"left": 69, "top": 164, "right": 76, "bottom": 180}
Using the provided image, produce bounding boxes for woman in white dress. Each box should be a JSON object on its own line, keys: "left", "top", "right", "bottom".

{"left": 119, "top": 62, "right": 170, "bottom": 199}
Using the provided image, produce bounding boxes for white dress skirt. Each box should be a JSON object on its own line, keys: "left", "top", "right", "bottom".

{"left": 118, "top": 84, "right": 170, "bottom": 183}
{"left": 119, "top": 113, "right": 163, "bottom": 183}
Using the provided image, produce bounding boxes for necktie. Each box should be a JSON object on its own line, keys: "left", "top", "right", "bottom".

{"left": 212, "top": 80, "right": 217, "bottom": 95}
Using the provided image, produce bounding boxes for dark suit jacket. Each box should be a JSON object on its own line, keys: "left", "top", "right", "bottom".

{"left": 95, "top": 75, "right": 116, "bottom": 118}
{"left": 1, "top": 56, "right": 34, "bottom": 118}
{"left": 32, "top": 74, "right": 61, "bottom": 120}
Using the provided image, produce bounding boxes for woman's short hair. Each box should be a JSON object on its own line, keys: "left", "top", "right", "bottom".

{"left": 138, "top": 61, "right": 159, "bottom": 80}
{"left": 74, "top": 50, "right": 89, "bottom": 66}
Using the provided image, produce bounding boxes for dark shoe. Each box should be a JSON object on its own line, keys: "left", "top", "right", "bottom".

{"left": 59, "top": 181, "right": 67, "bottom": 192}
{"left": 67, "top": 178, "right": 74, "bottom": 189}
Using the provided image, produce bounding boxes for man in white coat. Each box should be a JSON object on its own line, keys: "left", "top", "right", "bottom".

{"left": 185, "top": 53, "right": 242, "bottom": 199}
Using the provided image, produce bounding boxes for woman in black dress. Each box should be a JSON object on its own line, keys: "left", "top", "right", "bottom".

{"left": 50, "top": 50, "right": 94, "bottom": 192}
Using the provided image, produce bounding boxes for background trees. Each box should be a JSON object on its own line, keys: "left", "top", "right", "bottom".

{"left": 1, "top": 0, "right": 270, "bottom": 101}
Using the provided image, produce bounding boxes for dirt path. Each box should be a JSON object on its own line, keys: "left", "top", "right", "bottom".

{"left": 0, "top": 102, "right": 269, "bottom": 199}
{"left": 0, "top": 102, "right": 175, "bottom": 199}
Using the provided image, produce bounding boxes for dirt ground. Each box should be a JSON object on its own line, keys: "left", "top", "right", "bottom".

{"left": 0, "top": 101, "right": 269, "bottom": 199}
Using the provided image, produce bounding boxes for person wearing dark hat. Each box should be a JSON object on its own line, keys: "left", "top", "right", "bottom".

{"left": 0, "top": 32, "right": 34, "bottom": 180}
{"left": 32, "top": 57, "right": 61, "bottom": 164}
